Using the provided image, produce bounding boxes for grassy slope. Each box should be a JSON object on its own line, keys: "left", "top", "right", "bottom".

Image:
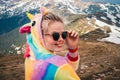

{"left": 0, "top": 27, "right": 26, "bottom": 54}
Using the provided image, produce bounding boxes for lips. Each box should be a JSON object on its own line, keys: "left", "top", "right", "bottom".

{"left": 55, "top": 43, "right": 63, "bottom": 48}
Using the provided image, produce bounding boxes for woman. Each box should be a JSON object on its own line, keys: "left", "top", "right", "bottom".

{"left": 19, "top": 7, "right": 80, "bottom": 80}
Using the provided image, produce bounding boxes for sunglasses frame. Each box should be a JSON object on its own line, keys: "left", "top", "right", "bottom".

{"left": 44, "top": 31, "right": 67, "bottom": 41}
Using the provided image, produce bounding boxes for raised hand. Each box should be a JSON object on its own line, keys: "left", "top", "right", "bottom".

{"left": 65, "top": 30, "right": 79, "bottom": 50}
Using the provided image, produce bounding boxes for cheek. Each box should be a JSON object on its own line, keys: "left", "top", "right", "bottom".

{"left": 44, "top": 37, "right": 55, "bottom": 47}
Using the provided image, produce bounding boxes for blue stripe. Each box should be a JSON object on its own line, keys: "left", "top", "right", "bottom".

{"left": 27, "top": 34, "right": 53, "bottom": 60}
{"left": 42, "top": 63, "right": 58, "bottom": 80}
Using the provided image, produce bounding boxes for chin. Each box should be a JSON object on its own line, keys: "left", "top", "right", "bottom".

{"left": 54, "top": 47, "right": 63, "bottom": 52}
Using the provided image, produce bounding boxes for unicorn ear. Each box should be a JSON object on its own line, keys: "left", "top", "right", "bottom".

{"left": 40, "top": 6, "right": 50, "bottom": 15}
{"left": 26, "top": 12, "right": 34, "bottom": 20}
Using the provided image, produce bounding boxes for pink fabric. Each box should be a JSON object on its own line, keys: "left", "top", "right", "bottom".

{"left": 24, "top": 43, "right": 30, "bottom": 58}
{"left": 19, "top": 26, "right": 31, "bottom": 33}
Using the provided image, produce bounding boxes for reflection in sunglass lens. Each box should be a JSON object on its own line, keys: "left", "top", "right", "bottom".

{"left": 52, "top": 32, "right": 60, "bottom": 41}
{"left": 62, "top": 31, "right": 67, "bottom": 39}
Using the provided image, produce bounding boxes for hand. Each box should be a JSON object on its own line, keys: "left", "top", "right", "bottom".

{"left": 65, "top": 30, "right": 79, "bottom": 49}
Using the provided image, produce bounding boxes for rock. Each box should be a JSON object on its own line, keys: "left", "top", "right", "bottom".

{"left": 90, "top": 18, "right": 96, "bottom": 24}
{"left": 80, "top": 70, "right": 85, "bottom": 74}
{"left": 15, "top": 46, "right": 21, "bottom": 51}
{"left": 86, "top": 70, "right": 91, "bottom": 73}
{"left": 98, "top": 73, "right": 106, "bottom": 77}
{"left": 96, "top": 78, "right": 102, "bottom": 80}
{"left": 113, "top": 67, "right": 120, "bottom": 72}
{"left": 17, "top": 50, "right": 22, "bottom": 55}
{"left": 81, "top": 64, "right": 88, "bottom": 70}
{"left": 80, "top": 28, "right": 109, "bottom": 41}
{"left": 101, "top": 26, "right": 111, "bottom": 33}
{"left": 91, "top": 62, "right": 97, "bottom": 66}
{"left": 11, "top": 44, "right": 16, "bottom": 48}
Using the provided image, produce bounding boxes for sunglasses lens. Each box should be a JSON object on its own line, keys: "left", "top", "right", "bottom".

{"left": 52, "top": 32, "right": 60, "bottom": 41}
{"left": 62, "top": 31, "right": 67, "bottom": 39}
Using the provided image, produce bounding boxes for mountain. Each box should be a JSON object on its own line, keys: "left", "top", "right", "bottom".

{"left": 0, "top": 27, "right": 26, "bottom": 54}
{"left": 0, "top": 0, "right": 120, "bottom": 35}
{"left": 0, "top": 0, "right": 120, "bottom": 54}
{"left": 83, "top": 0, "right": 120, "bottom": 4}
{"left": 86, "top": 3, "right": 120, "bottom": 27}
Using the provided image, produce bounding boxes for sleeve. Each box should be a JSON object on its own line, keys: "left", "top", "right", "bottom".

{"left": 54, "top": 64, "right": 80, "bottom": 80}
{"left": 66, "top": 51, "right": 80, "bottom": 70}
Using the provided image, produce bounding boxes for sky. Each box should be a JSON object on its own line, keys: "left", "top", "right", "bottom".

{"left": 82, "top": 0, "right": 120, "bottom": 4}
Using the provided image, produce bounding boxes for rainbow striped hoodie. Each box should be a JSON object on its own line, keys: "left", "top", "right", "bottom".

{"left": 19, "top": 7, "right": 80, "bottom": 80}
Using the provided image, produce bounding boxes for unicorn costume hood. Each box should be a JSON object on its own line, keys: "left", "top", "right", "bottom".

{"left": 19, "top": 7, "right": 54, "bottom": 59}
{"left": 19, "top": 7, "right": 80, "bottom": 80}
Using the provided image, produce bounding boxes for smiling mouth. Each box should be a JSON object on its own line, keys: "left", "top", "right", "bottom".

{"left": 55, "top": 44, "right": 63, "bottom": 47}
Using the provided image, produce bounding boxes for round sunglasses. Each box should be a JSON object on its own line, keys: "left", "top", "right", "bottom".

{"left": 44, "top": 31, "right": 67, "bottom": 41}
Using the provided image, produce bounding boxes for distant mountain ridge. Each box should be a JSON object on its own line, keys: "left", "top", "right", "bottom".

{"left": 0, "top": 0, "right": 120, "bottom": 35}
{"left": 83, "top": 0, "right": 120, "bottom": 4}
{"left": 0, "top": 0, "right": 119, "bottom": 18}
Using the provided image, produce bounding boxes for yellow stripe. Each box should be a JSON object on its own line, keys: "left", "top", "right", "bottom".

{"left": 25, "top": 58, "right": 35, "bottom": 80}
{"left": 54, "top": 64, "right": 80, "bottom": 80}
{"left": 26, "top": 12, "right": 34, "bottom": 20}
{"left": 31, "top": 28, "right": 43, "bottom": 48}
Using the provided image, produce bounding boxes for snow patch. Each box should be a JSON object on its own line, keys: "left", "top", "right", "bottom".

{"left": 95, "top": 19, "right": 120, "bottom": 44}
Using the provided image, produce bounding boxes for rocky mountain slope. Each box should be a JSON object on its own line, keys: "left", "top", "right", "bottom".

{"left": 0, "top": 0, "right": 120, "bottom": 80}
{"left": 0, "top": 31, "right": 120, "bottom": 80}
{"left": 0, "top": 15, "right": 113, "bottom": 54}
{"left": 0, "top": 0, "right": 120, "bottom": 34}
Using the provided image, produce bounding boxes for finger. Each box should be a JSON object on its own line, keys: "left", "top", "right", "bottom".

{"left": 68, "top": 30, "right": 72, "bottom": 34}
{"left": 67, "top": 30, "right": 78, "bottom": 38}
{"left": 74, "top": 32, "right": 78, "bottom": 37}
{"left": 71, "top": 30, "right": 76, "bottom": 36}
{"left": 67, "top": 30, "right": 72, "bottom": 38}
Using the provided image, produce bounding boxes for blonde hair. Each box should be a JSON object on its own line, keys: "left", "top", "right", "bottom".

{"left": 41, "top": 12, "right": 63, "bottom": 33}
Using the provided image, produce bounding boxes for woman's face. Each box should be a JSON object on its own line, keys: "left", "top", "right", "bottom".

{"left": 43, "top": 21, "right": 65, "bottom": 52}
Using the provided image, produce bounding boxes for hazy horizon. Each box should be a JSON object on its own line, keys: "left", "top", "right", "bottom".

{"left": 82, "top": 0, "right": 120, "bottom": 4}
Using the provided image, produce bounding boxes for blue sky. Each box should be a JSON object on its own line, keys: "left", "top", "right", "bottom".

{"left": 82, "top": 0, "right": 120, "bottom": 4}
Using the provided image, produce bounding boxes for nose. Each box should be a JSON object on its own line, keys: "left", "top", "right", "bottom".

{"left": 58, "top": 35, "right": 64, "bottom": 42}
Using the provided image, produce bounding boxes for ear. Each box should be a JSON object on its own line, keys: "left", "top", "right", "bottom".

{"left": 19, "top": 25, "right": 31, "bottom": 34}
{"left": 40, "top": 6, "right": 50, "bottom": 15}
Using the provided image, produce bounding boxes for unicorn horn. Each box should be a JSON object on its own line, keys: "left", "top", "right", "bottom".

{"left": 26, "top": 12, "right": 34, "bottom": 20}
